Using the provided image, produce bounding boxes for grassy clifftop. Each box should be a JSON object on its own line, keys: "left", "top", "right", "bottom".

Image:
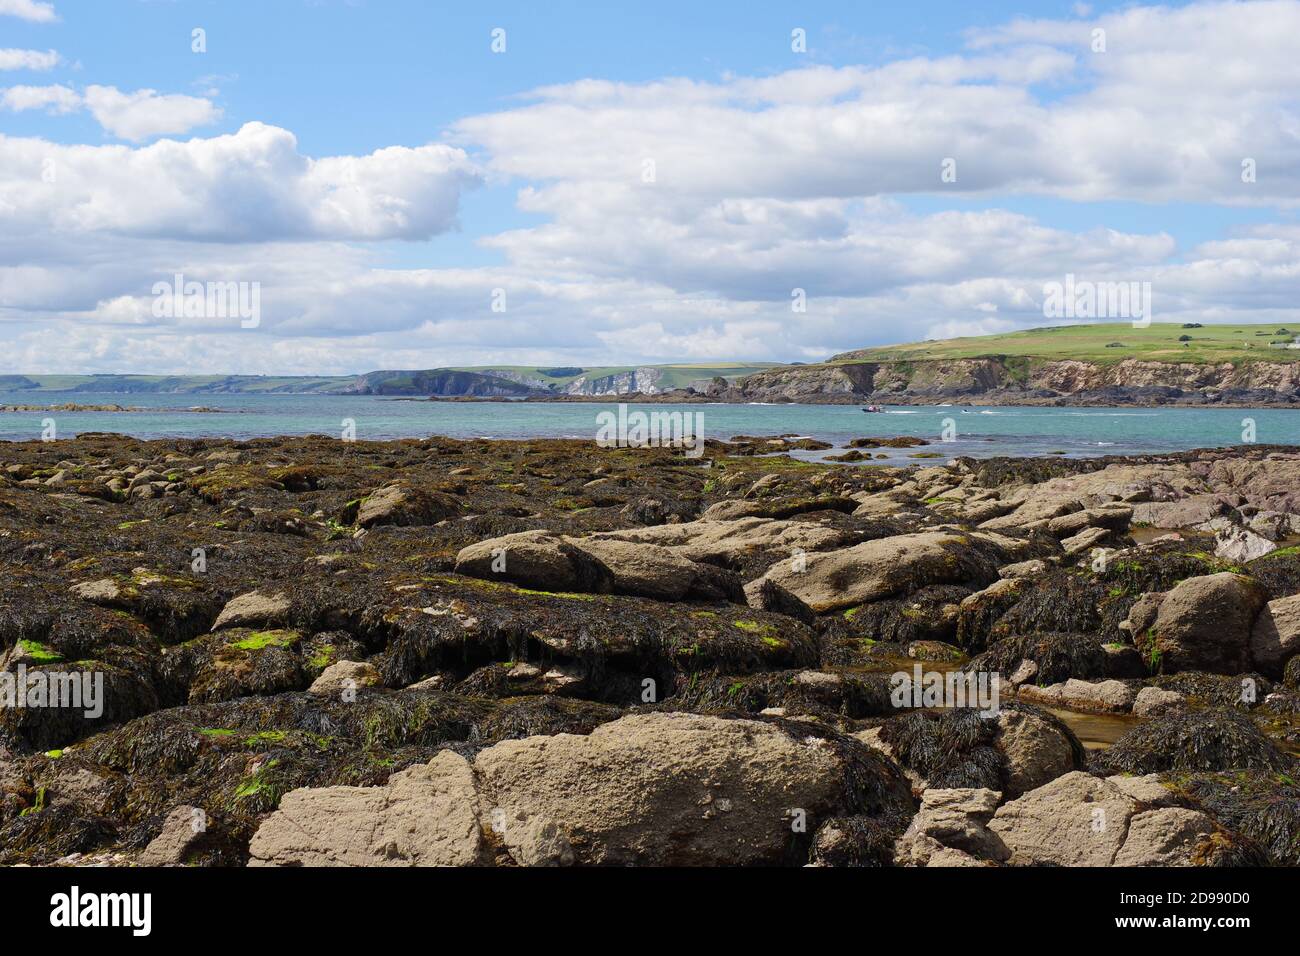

{"left": 832, "top": 323, "right": 1299, "bottom": 366}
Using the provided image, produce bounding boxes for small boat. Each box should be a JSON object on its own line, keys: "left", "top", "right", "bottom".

{"left": 862, "top": 405, "right": 885, "bottom": 413}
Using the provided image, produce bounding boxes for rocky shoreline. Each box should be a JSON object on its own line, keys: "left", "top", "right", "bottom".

{"left": 1, "top": 433, "right": 1298, "bottom": 867}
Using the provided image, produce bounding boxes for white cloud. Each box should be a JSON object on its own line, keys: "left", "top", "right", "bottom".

{"left": 0, "top": 84, "right": 221, "bottom": 140}
{"left": 0, "top": 0, "right": 56, "bottom": 23}
{"left": 82, "top": 85, "right": 221, "bottom": 141}
{"left": 457, "top": 1, "right": 1300, "bottom": 207}
{"left": 0, "top": 122, "right": 482, "bottom": 242}
{"left": 0, "top": 83, "right": 77, "bottom": 112}
{"left": 0, "top": 48, "right": 60, "bottom": 71}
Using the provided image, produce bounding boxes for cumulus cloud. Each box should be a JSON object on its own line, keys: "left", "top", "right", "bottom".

{"left": 0, "top": 83, "right": 77, "bottom": 112}
{"left": 0, "top": 122, "right": 482, "bottom": 241}
{"left": 457, "top": 1, "right": 1300, "bottom": 206}
{"left": 0, "top": 0, "right": 56, "bottom": 23}
{"left": 81, "top": 86, "right": 222, "bottom": 141}
{"left": 0, "top": 84, "right": 221, "bottom": 139}
{"left": 0, "top": 48, "right": 60, "bottom": 71}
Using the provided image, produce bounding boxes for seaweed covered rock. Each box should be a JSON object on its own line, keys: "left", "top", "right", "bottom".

{"left": 1092, "top": 708, "right": 1294, "bottom": 776}
{"left": 356, "top": 484, "right": 462, "bottom": 529}
{"left": 169, "top": 628, "right": 309, "bottom": 704}
{"left": 667, "top": 668, "right": 899, "bottom": 723}
{"left": 1171, "top": 770, "right": 1300, "bottom": 865}
{"left": 879, "top": 710, "right": 1004, "bottom": 791}
{"left": 968, "top": 632, "right": 1108, "bottom": 685}
{"left": 0, "top": 689, "right": 623, "bottom": 865}
{"left": 876, "top": 704, "right": 1084, "bottom": 797}
{"left": 825, "top": 585, "right": 969, "bottom": 653}
{"left": 808, "top": 811, "right": 913, "bottom": 867}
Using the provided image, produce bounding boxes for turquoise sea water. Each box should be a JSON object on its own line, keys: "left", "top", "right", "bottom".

{"left": 2, "top": 391, "right": 1297, "bottom": 461}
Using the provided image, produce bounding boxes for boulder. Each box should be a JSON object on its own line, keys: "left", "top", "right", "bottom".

{"left": 1248, "top": 510, "right": 1295, "bottom": 541}
{"left": 473, "top": 712, "right": 878, "bottom": 866}
{"left": 1132, "top": 686, "right": 1185, "bottom": 717}
{"left": 989, "top": 772, "right": 1134, "bottom": 866}
{"left": 1119, "top": 591, "right": 1165, "bottom": 639}
{"left": 1106, "top": 773, "right": 1178, "bottom": 807}
{"left": 570, "top": 537, "right": 742, "bottom": 602}
{"left": 746, "top": 531, "right": 994, "bottom": 614}
{"left": 1214, "top": 526, "right": 1276, "bottom": 563}
{"left": 1044, "top": 504, "right": 1132, "bottom": 537}
{"left": 249, "top": 751, "right": 490, "bottom": 867}
{"left": 1249, "top": 593, "right": 1300, "bottom": 678}
{"left": 979, "top": 495, "right": 1081, "bottom": 531}
{"left": 1061, "top": 526, "right": 1112, "bottom": 557}
{"left": 1131, "top": 496, "right": 1231, "bottom": 528}
{"left": 211, "top": 591, "right": 292, "bottom": 632}
{"left": 1140, "top": 573, "right": 1268, "bottom": 674}
{"left": 454, "top": 531, "right": 742, "bottom": 602}
{"left": 994, "top": 709, "right": 1078, "bottom": 795}
{"left": 988, "top": 771, "right": 1222, "bottom": 866}
{"left": 308, "top": 660, "right": 381, "bottom": 695}
{"left": 997, "top": 559, "right": 1049, "bottom": 580}
{"left": 454, "top": 530, "right": 601, "bottom": 593}
{"left": 70, "top": 579, "right": 125, "bottom": 606}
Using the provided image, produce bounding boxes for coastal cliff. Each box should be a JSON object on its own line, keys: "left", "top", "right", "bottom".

{"left": 736, "top": 357, "right": 1300, "bottom": 406}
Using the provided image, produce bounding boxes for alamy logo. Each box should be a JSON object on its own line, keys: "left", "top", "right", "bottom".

{"left": 595, "top": 404, "right": 705, "bottom": 458}
{"left": 890, "top": 665, "right": 1001, "bottom": 717}
{"left": 1043, "top": 273, "right": 1152, "bottom": 328}
{"left": 50, "top": 886, "right": 151, "bottom": 936}
{"left": 152, "top": 273, "right": 261, "bottom": 328}
{"left": 0, "top": 665, "right": 104, "bottom": 719}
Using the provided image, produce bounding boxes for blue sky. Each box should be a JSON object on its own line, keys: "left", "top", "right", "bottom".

{"left": 1, "top": 0, "right": 1299, "bottom": 373}
{"left": 11, "top": 0, "right": 1269, "bottom": 253}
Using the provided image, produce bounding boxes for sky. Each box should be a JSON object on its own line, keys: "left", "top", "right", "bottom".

{"left": 1, "top": 0, "right": 1298, "bottom": 375}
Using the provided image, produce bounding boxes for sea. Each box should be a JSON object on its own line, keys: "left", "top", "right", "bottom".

{"left": 2, "top": 391, "right": 1297, "bottom": 462}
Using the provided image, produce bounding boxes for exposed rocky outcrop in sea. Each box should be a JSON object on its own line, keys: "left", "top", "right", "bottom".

{"left": 1, "top": 434, "right": 1298, "bottom": 866}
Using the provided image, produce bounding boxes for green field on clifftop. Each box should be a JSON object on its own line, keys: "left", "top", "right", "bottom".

{"left": 832, "top": 323, "right": 1300, "bottom": 366}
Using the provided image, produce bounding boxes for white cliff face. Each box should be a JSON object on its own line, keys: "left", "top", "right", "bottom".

{"left": 564, "top": 367, "right": 666, "bottom": 395}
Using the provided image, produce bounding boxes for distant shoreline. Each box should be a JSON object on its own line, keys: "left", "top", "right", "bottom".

{"left": 0, "top": 403, "right": 229, "bottom": 414}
